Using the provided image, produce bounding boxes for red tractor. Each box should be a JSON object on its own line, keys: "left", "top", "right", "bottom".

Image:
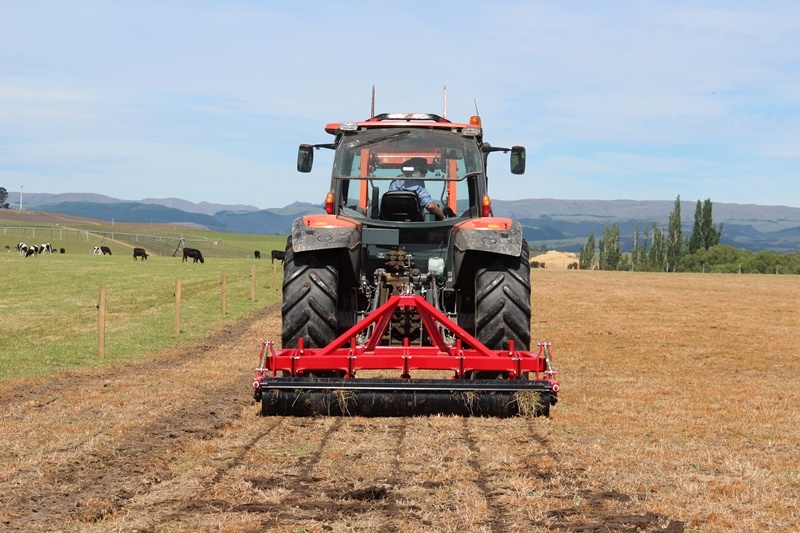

{"left": 253, "top": 112, "right": 559, "bottom": 417}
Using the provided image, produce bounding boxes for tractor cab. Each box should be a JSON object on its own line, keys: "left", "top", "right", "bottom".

{"left": 297, "top": 113, "right": 526, "bottom": 222}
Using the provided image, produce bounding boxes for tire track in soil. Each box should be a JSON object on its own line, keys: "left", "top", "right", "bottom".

{"left": 462, "top": 418, "right": 509, "bottom": 533}
{"left": 2, "top": 378, "right": 249, "bottom": 531}
{"left": 1, "top": 304, "right": 279, "bottom": 532}
{"left": 232, "top": 418, "right": 353, "bottom": 529}
{"left": 233, "top": 418, "right": 411, "bottom": 532}
{"left": 524, "top": 421, "right": 685, "bottom": 532}
{"left": 155, "top": 418, "right": 287, "bottom": 526}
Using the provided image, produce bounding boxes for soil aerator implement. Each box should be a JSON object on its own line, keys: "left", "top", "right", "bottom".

{"left": 253, "top": 105, "right": 560, "bottom": 417}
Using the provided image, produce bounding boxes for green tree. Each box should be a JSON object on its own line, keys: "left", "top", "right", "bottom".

{"left": 0, "top": 187, "right": 8, "bottom": 208}
{"left": 631, "top": 223, "right": 640, "bottom": 267}
{"left": 701, "top": 198, "right": 722, "bottom": 249}
{"left": 666, "top": 195, "right": 683, "bottom": 272}
{"left": 579, "top": 232, "right": 596, "bottom": 269}
{"left": 649, "top": 222, "right": 666, "bottom": 271}
{"left": 688, "top": 200, "right": 703, "bottom": 253}
{"left": 599, "top": 223, "right": 622, "bottom": 270}
{"left": 639, "top": 224, "right": 650, "bottom": 266}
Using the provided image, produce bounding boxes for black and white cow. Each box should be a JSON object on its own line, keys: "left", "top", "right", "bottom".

{"left": 40, "top": 243, "right": 52, "bottom": 254}
{"left": 254, "top": 250, "right": 261, "bottom": 259}
{"left": 17, "top": 242, "right": 28, "bottom": 256}
{"left": 25, "top": 246, "right": 36, "bottom": 258}
{"left": 133, "top": 247, "right": 149, "bottom": 260}
{"left": 93, "top": 246, "right": 102, "bottom": 255}
{"left": 93, "top": 245, "right": 112, "bottom": 255}
{"left": 182, "top": 247, "right": 204, "bottom": 263}
{"left": 271, "top": 250, "right": 286, "bottom": 264}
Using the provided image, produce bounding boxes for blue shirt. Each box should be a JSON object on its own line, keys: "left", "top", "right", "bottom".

{"left": 389, "top": 179, "right": 433, "bottom": 209}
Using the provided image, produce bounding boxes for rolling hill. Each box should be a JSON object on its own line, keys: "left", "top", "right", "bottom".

{"left": 7, "top": 192, "right": 800, "bottom": 252}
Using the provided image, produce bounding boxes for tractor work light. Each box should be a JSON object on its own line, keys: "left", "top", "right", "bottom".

{"left": 340, "top": 121, "right": 358, "bottom": 131}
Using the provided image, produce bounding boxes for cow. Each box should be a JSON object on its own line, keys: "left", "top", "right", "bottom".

{"left": 40, "top": 243, "right": 52, "bottom": 254}
{"left": 17, "top": 243, "right": 28, "bottom": 256}
{"left": 60, "top": 248, "right": 66, "bottom": 254}
{"left": 25, "top": 247, "right": 36, "bottom": 258}
{"left": 93, "top": 246, "right": 102, "bottom": 255}
{"left": 133, "top": 247, "right": 149, "bottom": 260}
{"left": 254, "top": 250, "right": 261, "bottom": 259}
{"left": 94, "top": 245, "right": 112, "bottom": 255}
{"left": 182, "top": 247, "right": 204, "bottom": 263}
{"left": 271, "top": 250, "right": 286, "bottom": 264}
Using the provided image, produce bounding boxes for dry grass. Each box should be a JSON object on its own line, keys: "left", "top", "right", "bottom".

{"left": 1, "top": 270, "right": 798, "bottom": 532}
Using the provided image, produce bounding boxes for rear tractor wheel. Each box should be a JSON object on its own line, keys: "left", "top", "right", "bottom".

{"left": 471, "top": 240, "right": 531, "bottom": 379}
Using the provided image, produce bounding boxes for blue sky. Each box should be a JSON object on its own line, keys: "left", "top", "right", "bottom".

{"left": 2, "top": 1, "right": 799, "bottom": 209}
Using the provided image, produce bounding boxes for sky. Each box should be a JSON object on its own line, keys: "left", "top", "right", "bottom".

{"left": 1, "top": 1, "right": 799, "bottom": 210}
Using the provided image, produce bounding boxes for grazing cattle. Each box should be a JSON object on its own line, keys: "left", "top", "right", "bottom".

{"left": 254, "top": 250, "right": 261, "bottom": 259}
{"left": 133, "top": 247, "right": 149, "bottom": 260}
{"left": 182, "top": 247, "right": 204, "bottom": 263}
{"left": 25, "top": 247, "right": 36, "bottom": 258}
{"left": 60, "top": 248, "right": 66, "bottom": 254}
{"left": 100, "top": 246, "right": 112, "bottom": 255}
{"left": 17, "top": 243, "right": 28, "bottom": 256}
{"left": 271, "top": 250, "right": 286, "bottom": 264}
{"left": 93, "top": 246, "right": 102, "bottom": 255}
{"left": 40, "top": 243, "right": 52, "bottom": 254}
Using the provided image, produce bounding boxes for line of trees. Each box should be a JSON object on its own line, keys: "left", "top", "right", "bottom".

{"left": 579, "top": 195, "right": 800, "bottom": 274}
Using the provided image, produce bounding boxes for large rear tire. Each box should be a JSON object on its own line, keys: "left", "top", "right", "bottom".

{"left": 281, "top": 237, "right": 338, "bottom": 349}
{"left": 474, "top": 239, "right": 531, "bottom": 351}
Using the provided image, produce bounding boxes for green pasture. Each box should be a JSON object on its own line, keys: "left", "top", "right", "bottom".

{"left": 0, "top": 229, "right": 289, "bottom": 379}
{"left": 1, "top": 221, "right": 288, "bottom": 259}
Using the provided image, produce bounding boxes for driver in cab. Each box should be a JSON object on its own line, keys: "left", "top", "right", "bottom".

{"left": 389, "top": 157, "right": 445, "bottom": 220}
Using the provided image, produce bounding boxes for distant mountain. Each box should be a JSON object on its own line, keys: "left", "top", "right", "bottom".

{"left": 9, "top": 192, "right": 259, "bottom": 216}
{"left": 138, "top": 197, "right": 259, "bottom": 216}
{"left": 40, "top": 201, "right": 226, "bottom": 229}
{"left": 9, "top": 192, "right": 800, "bottom": 252}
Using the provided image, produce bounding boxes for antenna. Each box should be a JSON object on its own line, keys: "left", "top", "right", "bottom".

{"left": 443, "top": 85, "right": 447, "bottom": 118}
{"left": 474, "top": 99, "right": 480, "bottom": 117}
{"left": 371, "top": 85, "right": 375, "bottom": 118}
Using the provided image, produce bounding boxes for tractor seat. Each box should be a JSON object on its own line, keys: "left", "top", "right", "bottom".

{"left": 379, "top": 190, "right": 424, "bottom": 221}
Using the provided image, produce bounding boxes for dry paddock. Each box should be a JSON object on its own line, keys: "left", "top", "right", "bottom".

{"left": 1, "top": 270, "right": 798, "bottom": 532}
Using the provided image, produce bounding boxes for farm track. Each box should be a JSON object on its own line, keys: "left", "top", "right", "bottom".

{"left": 6, "top": 270, "right": 800, "bottom": 531}
{"left": 0, "top": 299, "right": 679, "bottom": 533}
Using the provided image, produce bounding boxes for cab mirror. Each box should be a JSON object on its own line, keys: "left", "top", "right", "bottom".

{"left": 510, "top": 146, "right": 526, "bottom": 175}
{"left": 297, "top": 144, "right": 314, "bottom": 173}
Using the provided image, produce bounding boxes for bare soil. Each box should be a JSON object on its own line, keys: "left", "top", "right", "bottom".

{"left": 2, "top": 270, "right": 798, "bottom": 532}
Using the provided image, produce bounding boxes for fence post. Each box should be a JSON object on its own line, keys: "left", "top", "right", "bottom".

{"left": 251, "top": 264, "right": 257, "bottom": 301}
{"left": 221, "top": 271, "right": 227, "bottom": 315}
{"left": 98, "top": 285, "right": 106, "bottom": 359}
{"left": 174, "top": 279, "right": 181, "bottom": 333}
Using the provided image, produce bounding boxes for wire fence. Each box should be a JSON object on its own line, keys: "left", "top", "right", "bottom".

{"left": 2, "top": 225, "right": 216, "bottom": 257}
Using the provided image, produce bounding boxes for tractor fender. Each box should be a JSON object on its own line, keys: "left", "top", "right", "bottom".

{"left": 451, "top": 218, "right": 524, "bottom": 286}
{"left": 452, "top": 217, "right": 523, "bottom": 257}
{"left": 290, "top": 215, "right": 361, "bottom": 279}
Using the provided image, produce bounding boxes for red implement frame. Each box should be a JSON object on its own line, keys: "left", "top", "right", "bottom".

{"left": 253, "top": 294, "right": 559, "bottom": 393}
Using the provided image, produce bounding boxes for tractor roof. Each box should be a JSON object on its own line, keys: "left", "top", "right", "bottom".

{"left": 325, "top": 113, "right": 481, "bottom": 135}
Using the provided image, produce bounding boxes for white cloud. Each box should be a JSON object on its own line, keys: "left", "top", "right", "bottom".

{"left": 1, "top": 1, "right": 799, "bottom": 208}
